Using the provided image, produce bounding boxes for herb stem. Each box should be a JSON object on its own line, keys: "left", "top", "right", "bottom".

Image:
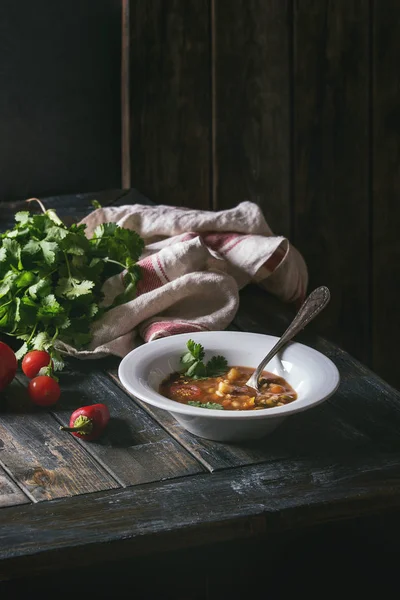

{"left": 26, "top": 197, "right": 47, "bottom": 214}
{"left": 105, "top": 258, "right": 126, "bottom": 270}
{"left": 51, "top": 327, "right": 59, "bottom": 344}
{"left": 63, "top": 251, "right": 72, "bottom": 278}
{"left": 27, "top": 323, "right": 37, "bottom": 345}
{"left": 0, "top": 299, "right": 14, "bottom": 309}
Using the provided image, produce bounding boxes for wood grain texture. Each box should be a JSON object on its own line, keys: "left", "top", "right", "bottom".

{"left": 0, "top": 0, "right": 121, "bottom": 202}
{"left": 213, "top": 0, "right": 291, "bottom": 236}
{"left": 372, "top": 0, "right": 400, "bottom": 390}
{"left": 0, "top": 189, "right": 128, "bottom": 230}
{"left": 0, "top": 470, "right": 29, "bottom": 509}
{"left": 38, "top": 363, "right": 203, "bottom": 486}
{"left": 293, "top": 0, "right": 370, "bottom": 363}
{"left": 1, "top": 451, "right": 400, "bottom": 580}
{"left": 129, "top": 0, "right": 211, "bottom": 208}
{"left": 0, "top": 380, "right": 119, "bottom": 502}
{"left": 122, "top": 0, "right": 131, "bottom": 188}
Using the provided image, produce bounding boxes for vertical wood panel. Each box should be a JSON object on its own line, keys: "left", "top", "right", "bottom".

{"left": 122, "top": 0, "right": 131, "bottom": 189}
{"left": 129, "top": 0, "right": 211, "bottom": 209}
{"left": 214, "top": 0, "right": 291, "bottom": 236}
{"left": 372, "top": 0, "right": 400, "bottom": 390}
{"left": 293, "top": 0, "right": 370, "bottom": 363}
{"left": 0, "top": 0, "right": 121, "bottom": 202}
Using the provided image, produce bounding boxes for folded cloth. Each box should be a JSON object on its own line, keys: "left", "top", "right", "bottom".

{"left": 56, "top": 201, "right": 308, "bottom": 360}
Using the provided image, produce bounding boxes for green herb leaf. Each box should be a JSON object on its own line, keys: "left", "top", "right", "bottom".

{"left": 31, "top": 331, "right": 53, "bottom": 351}
{"left": 40, "top": 241, "right": 58, "bottom": 265}
{"left": 206, "top": 355, "right": 229, "bottom": 377}
{"left": 188, "top": 401, "right": 225, "bottom": 410}
{"left": 15, "top": 211, "right": 30, "bottom": 225}
{"left": 186, "top": 339, "right": 205, "bottom": 361}
{"left": 15, "top": 342, "right": 29, "bottom": 360}
{"left": 37, "top": 294, "right": 64, "bottom": 322}
{"left": 0, "top": 204, "right": 144, "bottom": 370}
{"left": 28, "top": 278, "right": 52, "bottom": 299}
{"left": 179, "top": 340, "right": 229, "bottom": 380}
{"left": 56, "top": 277, "right": 94, "bottom": 299}
{"left": 185, "top": 360, "right": 207, "bottom": 379}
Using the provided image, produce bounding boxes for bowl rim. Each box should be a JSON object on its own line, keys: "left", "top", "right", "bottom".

{"left": 118, "top": 331, "right": 341, "bottom": 420}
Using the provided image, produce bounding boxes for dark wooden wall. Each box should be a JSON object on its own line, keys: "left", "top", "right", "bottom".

{"left": 128, "top": 0, "right": 400, "bottom": 391}
{"left": 0, "top": 0, "right": 121, "bottom": 202}
{"left": 0, "top": 1, "right": 398, "bottom": 390}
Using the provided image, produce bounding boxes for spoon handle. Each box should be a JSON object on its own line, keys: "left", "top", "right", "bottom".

{"left": 247, "top": 286, "right": 330, "bottom": 390}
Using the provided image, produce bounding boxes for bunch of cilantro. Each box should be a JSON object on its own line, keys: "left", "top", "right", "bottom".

{"left": 0, "top": 204, "right": 144, "bottom": 370}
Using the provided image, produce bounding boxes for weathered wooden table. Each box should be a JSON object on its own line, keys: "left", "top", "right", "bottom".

{"left": 1, "top": 190, "right": 400, "bottom": 596}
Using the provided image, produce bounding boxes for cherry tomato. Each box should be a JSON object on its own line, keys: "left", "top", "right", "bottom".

{"left": 0, "top": 341, "right": 17, "bottom": 392}
{"left": 169, "top": 383, "right": 202, "bottom": 401}
{"left": 28, "top": 376, "right": 61, "bottom": 406}
{"left": 22, "top": 350, "right": 52, "bottom": 379}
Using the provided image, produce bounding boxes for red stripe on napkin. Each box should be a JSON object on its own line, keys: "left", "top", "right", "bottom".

{"left": 202, "top": 232, "right": 243, "bottom": 253}
{"left": 143, "top": 321, "right": 209, "bottom": 342}
{"left": 136, "top": 256, "right": 163, "bottom": 295}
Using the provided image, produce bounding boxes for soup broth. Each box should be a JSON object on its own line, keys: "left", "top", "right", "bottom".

{"left": 159, "top": 366, "right": 297, "bottom": 410}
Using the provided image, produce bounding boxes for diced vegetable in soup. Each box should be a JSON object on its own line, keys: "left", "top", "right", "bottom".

{"left": 159, "top": 366, "right": 297, "bottom": 411}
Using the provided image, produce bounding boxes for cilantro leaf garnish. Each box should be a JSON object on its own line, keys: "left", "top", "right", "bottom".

{"left": 179, "top": 339, "right": 228, "bottom": 379}
{"left": 188, "top": 401, "right": 225, "bottom": 410}
{"left": 0, "top": 200, "right": 144, "bottom": 370}
{"left": 206, "top": 355, "right": 230, "bottom": 377}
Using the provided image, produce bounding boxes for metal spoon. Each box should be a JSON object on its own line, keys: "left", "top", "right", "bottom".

{"left": 245, "top": 286, "right": 331, "bottom": 394}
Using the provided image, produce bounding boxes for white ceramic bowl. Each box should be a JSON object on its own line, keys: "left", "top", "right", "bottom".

{"left": 118, "top": 331, "right": 340, "bottom": 442}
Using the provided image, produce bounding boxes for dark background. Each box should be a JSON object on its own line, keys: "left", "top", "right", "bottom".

{"left": 0, "top": 0, "right": 399, "bottom": 392}
{"left": 0, "top": 0, "right": 121, "bottom": 199}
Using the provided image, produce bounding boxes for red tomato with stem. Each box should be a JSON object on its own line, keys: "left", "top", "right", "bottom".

{"left": 28, "top": 375, "right": 61, "bottom": 406}
{"left": 22, "top": 350, "right": 52, "bottom": 379}
{"left": 0, "top": 341, "right": 17, "bottom": 392}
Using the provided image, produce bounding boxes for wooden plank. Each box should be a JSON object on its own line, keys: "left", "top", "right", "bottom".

{"left": 1, "top": 450, "right": 400, "bottom": 580}
{"left": 0, "top": 0, "right": 121, "bottom": 202}
{"left": 32, "top": 363, "right": 203, "bottom": 486}
{"left": 213, "top": 0, "right": 291, "bottom": 236}
{"left": 129, "top": 0, "right": 211, "bottom": 209}
{"left": 122, "top": 0, "right": 131, "bottom": 188}
{"left": 106, "top": 186, "right": 153, "bottom": 208}
{"left": 0, "top": 379, "right": 119, "bottom": 502}
{"left": 293, "top": 0, "right": 370, "bottom": 364}
{"left": 114, "top": 382, "right": 372, "bottom": 466}
{"left": 0, "top": 189, "right": 128, "bottom": 229}
{"left": 0, "top": 469, "right": 29, "bottom": 509}
{"left": 372, "top": 0, "right": 400, "bottom": 390}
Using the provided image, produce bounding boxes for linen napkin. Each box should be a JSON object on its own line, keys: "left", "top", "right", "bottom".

{"left": 56, "top": 201, "right": 308, "bottom": 360}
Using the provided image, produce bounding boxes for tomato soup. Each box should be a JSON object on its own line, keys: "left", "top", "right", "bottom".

{"left": 159, "top": 366, "right": 297, "bottom": 410}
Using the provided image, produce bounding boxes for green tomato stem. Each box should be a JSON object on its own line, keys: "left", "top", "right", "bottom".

{"left": 60, "top": 415, "right": 93, "bottom": 435}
